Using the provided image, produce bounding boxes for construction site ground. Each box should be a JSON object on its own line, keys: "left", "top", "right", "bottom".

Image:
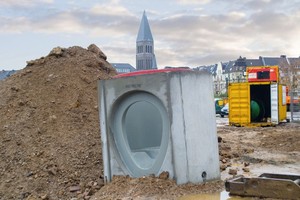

{"left": 0, "top": 45, "right": 299, "bottom": 200}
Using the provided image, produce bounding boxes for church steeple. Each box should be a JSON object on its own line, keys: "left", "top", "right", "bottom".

{"left": 137, "top": 11, "right": 153, "bottom": 42}
{"left": 136, "top": 11, "right": 157, "bottom": 70}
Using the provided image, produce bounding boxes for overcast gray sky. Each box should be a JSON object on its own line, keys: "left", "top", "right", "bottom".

{"left": 1, "top": 0, "right": 300, "bottom": 70}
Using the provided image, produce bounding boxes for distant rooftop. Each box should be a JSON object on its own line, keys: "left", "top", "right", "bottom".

{"left": 246, "top": 59, "right": 263, "bottom": 66}
{"left": 111, "top": 63, "right": 136, "bottom": 74}
{"left": 0, "top": 70, "right": 17, "bottom": 80}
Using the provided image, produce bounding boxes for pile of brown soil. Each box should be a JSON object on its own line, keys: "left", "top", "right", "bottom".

{"left": 91, "top": 175, "right": 223, "bottom": 200}
{"left": 0, "top": 44, "right": 116, "bottom": 199}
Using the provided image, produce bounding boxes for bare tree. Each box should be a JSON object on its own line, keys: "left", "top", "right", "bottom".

{"left": 279, "top": 58, "right": 300, "bottom": 121}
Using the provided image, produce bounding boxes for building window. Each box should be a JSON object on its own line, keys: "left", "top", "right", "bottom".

{"left": 144, "top": 45, "right": 152, "bottom": 53}
{"left": 137, "top": 46, "right": 143, "bottom": 53}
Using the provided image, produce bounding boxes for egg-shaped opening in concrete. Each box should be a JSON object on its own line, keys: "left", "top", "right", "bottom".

{"left": 111, "top": 91, "right": 170, "bottom": 177}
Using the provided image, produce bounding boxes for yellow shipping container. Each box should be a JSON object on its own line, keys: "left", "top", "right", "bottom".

{"left": 228, "top": 82, "right": 287, "bottom": 127}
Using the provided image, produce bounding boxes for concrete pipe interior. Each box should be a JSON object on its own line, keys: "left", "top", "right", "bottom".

{"left": 111, "top": 92, "right": 170, "bottom": 177}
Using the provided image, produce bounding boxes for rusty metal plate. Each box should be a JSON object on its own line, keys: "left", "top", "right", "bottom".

{"left": 225, "top": 173, "right": 300, "bottom": 199}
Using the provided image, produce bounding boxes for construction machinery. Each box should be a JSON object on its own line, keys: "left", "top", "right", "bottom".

{"left": 286, "top": 86, "right": 300, "bottom": 111}
{"left": 229, "top": 66, "right": 287, "bottom": 127}
{"left": 215, "top": 98, "right": 228, "bottom": 116}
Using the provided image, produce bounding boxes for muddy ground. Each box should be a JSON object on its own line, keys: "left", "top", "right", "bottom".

{"left": 0, "top": 45, "right": 299, "bottom": 200}
{"left": 91, "top": 119, "right": 300, "bottom": 200}
{"left": 217, "top": 118, "right": 300, "bottom": 178}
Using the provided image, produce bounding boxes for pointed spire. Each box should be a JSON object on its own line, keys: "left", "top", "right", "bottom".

{"left": 136, "top": 10, "right": 157, "bottom": 70}
{"left": 136, "top": 11, "right": 154, "bottom": 42}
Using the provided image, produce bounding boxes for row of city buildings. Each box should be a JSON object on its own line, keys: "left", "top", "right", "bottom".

{"left": 198, "top": 55, "right": 300, "bottom": 95}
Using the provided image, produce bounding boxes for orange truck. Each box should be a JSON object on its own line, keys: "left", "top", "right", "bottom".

{"left": 286, "top": 86, "right": 300, "bottom": 111}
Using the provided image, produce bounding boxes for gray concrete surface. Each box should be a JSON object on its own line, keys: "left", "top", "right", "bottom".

{"left": 99, "top": 71, "right": 220, "bottom": 185}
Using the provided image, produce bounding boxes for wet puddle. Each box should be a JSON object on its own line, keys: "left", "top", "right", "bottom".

{"left": 179, "top": 191, "right": 253, "bottom": 200}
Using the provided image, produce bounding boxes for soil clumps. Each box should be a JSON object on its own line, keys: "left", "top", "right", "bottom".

{"left": 0, "top": 44, "right": 116, "bottom": 199}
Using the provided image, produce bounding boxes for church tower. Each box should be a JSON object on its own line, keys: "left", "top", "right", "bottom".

{"left": 136, "top": 11, "right": 157, "bottom": 70}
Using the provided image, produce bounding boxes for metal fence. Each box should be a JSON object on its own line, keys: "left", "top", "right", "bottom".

{"left": 288, "top": 102, "right": 300, "bottom": 122}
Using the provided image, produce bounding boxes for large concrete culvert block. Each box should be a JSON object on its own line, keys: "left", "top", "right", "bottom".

{"left": 98, "top": 69, "right": 220, "bottom": 184}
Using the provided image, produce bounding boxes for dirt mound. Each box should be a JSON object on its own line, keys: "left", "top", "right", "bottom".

{"left": 0, "top": 44, "right": 116, "bottom": 199}
{"left": 92, "top": 175, "right": 223, "bottom": 200}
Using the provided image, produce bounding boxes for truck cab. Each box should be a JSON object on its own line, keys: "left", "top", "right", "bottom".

{"left": 215, "top": 98, "right": 226, "bottom": 115}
